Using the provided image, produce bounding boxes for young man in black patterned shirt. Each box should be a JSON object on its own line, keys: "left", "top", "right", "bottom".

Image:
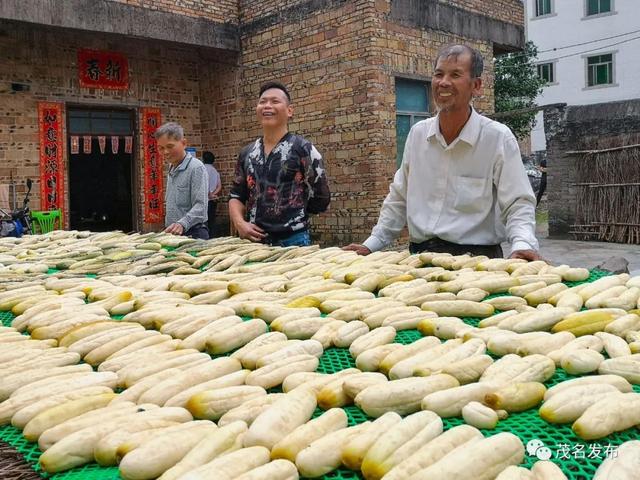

{"left": 229, "top": 81, "right": 330, "bottom": 246}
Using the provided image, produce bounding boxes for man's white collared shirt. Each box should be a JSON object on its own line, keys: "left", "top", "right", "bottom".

{"left": 363, "top": 109, "right": 538, "bottom": 253}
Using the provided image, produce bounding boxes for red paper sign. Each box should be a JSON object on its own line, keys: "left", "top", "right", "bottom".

{"left": 98, "top": 136, "right": 106, "bottom": 154}
{"left": 38, "top": 102, "right": 65, "bottom": 219}
{"left": 111, "top": 136, "right": 119, "bottom": 154}
{"left": 70, "top": 136, "right": 79, "bottom": 154}
{"left": 83, "top": 136, "right": 92, "bottom": 154}
{"left": 124, "top": 136, "right": 133, "bottom": 154}
{"left": 78, "top": 49, "right": 129, "bottom": 90}
{"left": 142, "top": 108, "right": 164, "bottom": 224}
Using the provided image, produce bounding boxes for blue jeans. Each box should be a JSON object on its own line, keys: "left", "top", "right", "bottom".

{"left": 268, "top": 230, "right": 311, "bottom": 247}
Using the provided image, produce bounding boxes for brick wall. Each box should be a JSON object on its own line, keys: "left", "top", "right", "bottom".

{"left": 109, "top": 0, "right": 239, "bottom": 24}
{"left": 212, "top": 0, "right": 503, "bottom": 246}
{"left": 1, "top": 0, "right": 523, "bottom": 242}
{"left": 239, "top": 0, "right": 285, "bottom": 24}
{"left": 239, "top": 0, "right": 348, "bottom": 25}
{"left": 370, "top": 1, "right": 496, "bottom": 246}
{"left": 379, "top": 21, "right": 496, "bottom": 114}
{"left": 442, "top": 0, "right": 524, "bottom": 25}
{"left": 198, "top": 50, "right": 243, "bottom": 235}
{"left": 217, "top": 0, "right": 386, "bottom": 245}
{"left": 0, "top": 20, "right": 235, "bottom": 231}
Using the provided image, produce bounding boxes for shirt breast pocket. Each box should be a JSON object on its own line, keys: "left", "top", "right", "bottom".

{"left": 176, "top": 185, "right": 190, "bottom": 208}
{"left": 453, "top": 176, "right": 487, "bottom": 213}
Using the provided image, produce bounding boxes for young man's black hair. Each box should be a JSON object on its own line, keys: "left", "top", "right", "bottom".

{"left": 202, "top": 151, "right": 215, "bottom": 165}
{"left": 259, "top": 81, "right": 291, "bottom": 103}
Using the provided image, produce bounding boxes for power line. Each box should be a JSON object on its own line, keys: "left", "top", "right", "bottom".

{"left": 205, "top": 27, "right": 640, "bottom": 75}
{"left": 553, "top": 34, "right": 640, "bottom": 60}
{"left": 494, "top": 29, "right": 640, "bottom": 63}
{"left": 222, "top": 33, "right": 640, "bottom": 76}
{"left": 495, "top": 34, "right": 640, "bottom": 71}
{"left": 537, "top": 29, "right": 640, "bottom": 53}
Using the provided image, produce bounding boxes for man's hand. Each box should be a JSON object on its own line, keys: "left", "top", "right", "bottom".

{"left": 209, "top": 192, "right": 219, "bottom": 201}
{"left": 510, "top": 249, "right": 542, "bottom": 261}
{"left": 236, "top": 220, "right": 266, "bottom": 242}
{"left": 343, "top": 243, "right": 372, "bottom": 256}
{"left": 164, "top": 223, "right": 184, "bottom": 236}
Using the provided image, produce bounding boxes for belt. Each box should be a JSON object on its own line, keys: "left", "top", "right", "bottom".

{"left": 186, "top": 223, "right": 206, "bottom": 230}
{"left": 409, "top": 237, "right": 502, "bottom": 257}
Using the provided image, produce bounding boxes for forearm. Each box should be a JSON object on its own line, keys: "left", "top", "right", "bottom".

{"left": 228, "top": 198, "right": 247, "bottom": 226}
{"left": 497, "top": 138, "right": 539, "bottom": 251}
{"left": 505, "top": 199, "right": 538, "bottom": 251}
{"left": 363, "top": 207, "right": 406, "bottom": 253}
{"left": 362, "top": 165, "right": 409, "bottom": 252}
{"left": 213, "top": 184, "right": 222, "bottom": 196}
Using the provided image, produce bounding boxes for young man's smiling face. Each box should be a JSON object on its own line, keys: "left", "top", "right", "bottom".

{"left": 432, "top": 52, "right": 482, "bottom": 114}
{"left": 256, "top": 88, "right": 293, "bottom": 130}
{"left": 157, "top": 134, "right": 187, "bottom": 167}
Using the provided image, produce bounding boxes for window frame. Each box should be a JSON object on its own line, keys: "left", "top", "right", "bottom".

{"left": 583, "top": 0, "right": 616, "bottom": 19}
{"left": 67, "top": 107, "right": 135, "bottom": 136}
{"left": 583, "top": 51, "right": 618, "bottom": 90}
{"left": 537, "top": 61, "right": 557, "bottom": 85}
{"left": 531, "top": 0, "right": 555, "bottom": 19}
{"left": 394, "top": 76, "right": 432, "bottom": 168}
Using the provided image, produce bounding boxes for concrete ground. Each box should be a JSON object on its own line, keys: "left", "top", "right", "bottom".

{"left": 517, "top": 199, "right": 640, "bottom": 275}
{"left": 537, "top": 238, "right": 640, "bottom": 276}
{"left": 502, "top": 237, "right": 640, "bottom": 275}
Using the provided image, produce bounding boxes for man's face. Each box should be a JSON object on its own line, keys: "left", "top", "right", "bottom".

{"left": 157, "top": 135, "right": 187, "bottom": 166}
{"left": 256, "top": 88, "right": 293, "bottom": 130}
{"left": 432, "top": 52, "right": 482, "bottom": 114}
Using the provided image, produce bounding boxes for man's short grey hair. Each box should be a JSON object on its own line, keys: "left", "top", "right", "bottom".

{"left": 154, "top": 122, "right": 184, "bottom": 140}
{"left": 434, "top": 45, "right": 484, "bottom": 78}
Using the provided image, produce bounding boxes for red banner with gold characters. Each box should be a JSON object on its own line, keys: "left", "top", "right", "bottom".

{"left": 142, "top": 108, "right": 164, "bottom": 224}
{"left": 38, "top": 102, "right": 65, "bottom": 218}
{"left": 78, "top": 48, "right": 129, "bottom": 90}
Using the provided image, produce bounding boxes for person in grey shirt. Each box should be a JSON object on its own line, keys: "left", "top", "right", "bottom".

{"left": 155, "top": 122, "right": 209, "bottom": 239}
{"left": 202, "top": 151, "right": 221, "bottom": 237}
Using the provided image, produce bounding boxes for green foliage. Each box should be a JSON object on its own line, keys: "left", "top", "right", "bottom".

{"left": 494, "top": 42, "right": 546, "bottom": 139}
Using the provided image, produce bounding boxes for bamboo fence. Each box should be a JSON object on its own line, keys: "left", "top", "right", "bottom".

{"left": 569, "top": 142, "right": 640, "bottom": 244}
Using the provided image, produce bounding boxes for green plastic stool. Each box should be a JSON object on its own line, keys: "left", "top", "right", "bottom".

{"left": 31, "top": 209, "right": 62, "bottom": 234}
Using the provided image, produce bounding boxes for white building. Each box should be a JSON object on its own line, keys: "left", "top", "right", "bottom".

{"left": 525, "top": 0, "right": 640, "bottom": 151}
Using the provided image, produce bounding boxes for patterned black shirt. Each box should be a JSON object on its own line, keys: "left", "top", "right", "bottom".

{"left": 229, "top": 133, "right": 330, "bottom": 236}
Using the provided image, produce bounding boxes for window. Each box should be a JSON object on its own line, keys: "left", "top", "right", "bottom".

{"left": 586, "top": 53, "right": 613, "bottom": 87}
{"left": 395, "top": 78, "right": 430, "bottom": 167}
{"left": 537, "top": 62, "right": 555, "bottom": 84}
{"left": 587, "top": 0, "right": 611, "bottom": 15}
{"left": 68, "top": 109, "right": 133, "bottom": 135}
{"left": 535, "top": 0, "right": 552, "bottom": 16}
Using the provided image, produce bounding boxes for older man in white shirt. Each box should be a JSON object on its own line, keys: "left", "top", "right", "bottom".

{"left": 345, "top": 44, "right": 540, "bottom": 260}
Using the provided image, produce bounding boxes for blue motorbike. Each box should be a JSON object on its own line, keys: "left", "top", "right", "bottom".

{"left": 0, "top": 179, "right": 32, "bottom": 237}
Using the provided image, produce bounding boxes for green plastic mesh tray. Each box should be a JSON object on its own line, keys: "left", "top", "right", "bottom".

{"left": 0, "top": 268, "right": 633, "bottom": 480}
{"left": 0, "top": 424, "right": 121, "bottom": 480}
{"left": 0, "top": 310, "right": 13, "bottom": 328}
{"left": 315, "top": 342, "right": 640, "bottom": 480}
{"left": 565, "top": 268, "right": 611, "bottom": 287}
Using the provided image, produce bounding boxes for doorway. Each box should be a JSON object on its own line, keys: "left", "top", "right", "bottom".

{"left": 67, "top": 108, "right": 135, "bottom": 232}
